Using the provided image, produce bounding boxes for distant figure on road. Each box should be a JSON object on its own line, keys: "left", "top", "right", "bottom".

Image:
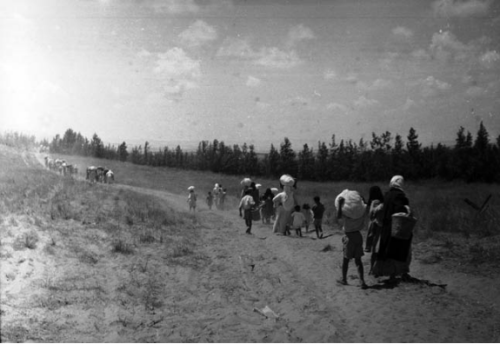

{"left": 219, "top": 188, "right": 227, "bottom": 210}
{"left": 239, "top": 188, "right": 256, "bottom": 234}
{"left": 206, "top": 191, "right": 214, "bottom": 210}
{"left": 187, "top": 186, "right": 197, "bottom": 212}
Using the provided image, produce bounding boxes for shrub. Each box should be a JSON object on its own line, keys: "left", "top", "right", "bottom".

{"left": 14, "top": 231, "right": 40, "bottom": 250}
{"left": 111, "top": 239, "right": 134, "bottom": 255}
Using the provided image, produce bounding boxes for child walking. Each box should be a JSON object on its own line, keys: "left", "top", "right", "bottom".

{"left": 335, "top": 190, "right": 368, "bottom": 289}
{"left": 302, "top": 203, "right": 314, "bottom": 233}
{"left": 291, "top": 205, "right": 306, "bottom": 237}
{"left": 206, "top": 191, "right": 214, "bottom": 210}
{"left": 312, "top": 196, "right": 325, "bottom": 239}
{"left": 239, "top": 189, "right": 256, "bottom": 234}
{"left": 187, "top": 187, "right": 197, "bottom": 212}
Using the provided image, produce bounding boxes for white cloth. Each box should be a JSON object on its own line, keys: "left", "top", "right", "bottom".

{"left": 390, "top": 175, "right": 404, "bottom": 190}
{"left": 335, "top": 189, "right": 366, "bottom": 220}
{"left": 279, "top": 174, "right": 295, "bottom": 186}
{"left": 241, "top": 178, "right": 252, "bottom": 186}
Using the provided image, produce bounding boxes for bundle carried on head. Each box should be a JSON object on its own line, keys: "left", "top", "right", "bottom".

{"left": 279, "top": 174, "right": 295, "bottom": 186}
{"left": 335, "top": 189, "right": 366, "bottom": 219}
{"left": 271, "top": 187, "right": 279, "bottom": 195}
{"left": 187, "top": 186, "right": 195, "bottom": 191}
{"left": 241, "top": 178, "right": 252, "bottom": 187}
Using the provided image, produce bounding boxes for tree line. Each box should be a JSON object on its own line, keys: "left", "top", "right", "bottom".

{"left": 47, "top": 123, "right": 500, "bottom": 183}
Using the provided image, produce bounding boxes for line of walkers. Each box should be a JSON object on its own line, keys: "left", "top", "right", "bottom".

{"left": 237, "top": 174, "right": 416, "bottom": 290}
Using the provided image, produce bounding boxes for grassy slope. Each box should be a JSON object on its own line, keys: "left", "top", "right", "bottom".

{"left": 2, "top": 147, "right": 499, "bottom": 342}
{"left": 0, "top": 147, "right": 202, "bottom": 342}
{"left": 51, "top": 152, "right": 500, "bottom": 268}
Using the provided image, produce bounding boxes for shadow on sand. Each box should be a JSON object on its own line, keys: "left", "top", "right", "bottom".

{"left": 367, "top": 275, "right": 448, "bottom": 290}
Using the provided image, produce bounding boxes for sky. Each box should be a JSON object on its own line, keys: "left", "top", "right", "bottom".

{"left": 1, "top": 0, "right": 499, "bottom": 151}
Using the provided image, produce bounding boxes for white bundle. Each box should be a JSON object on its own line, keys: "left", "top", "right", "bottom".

{"left": 241, "top": 178, "right": 252, "bottom": 186}
{"left": 279, "top": 174, "right": 295, "bottom": 186}
{"left": 335, "top": 189, "right": 366, "bottom": 219}
{"left": 271, "top": 187, "right": 279, "bottom": 195}
{"left": 187, "top": 186, "right": 195, "bottom": 191}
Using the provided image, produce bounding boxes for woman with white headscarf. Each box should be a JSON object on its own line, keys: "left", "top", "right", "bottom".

{"left": 372, "top": 175, "right": 412, "bottom": 281}
{"left": 272, "top": 175, "right": 298, "bottom": 235}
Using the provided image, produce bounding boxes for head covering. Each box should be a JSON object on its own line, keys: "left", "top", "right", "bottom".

{"left": 389, "top": 175, "right": 404, "bottom": 190}
{"left": 255, "top": 184, "right": 262, "bottom": 189}
{"left": 271, "top": 187, "right": 279, "bottom": 195}
{"left": 187, "top": 186, "right": 195, "bottom": 191}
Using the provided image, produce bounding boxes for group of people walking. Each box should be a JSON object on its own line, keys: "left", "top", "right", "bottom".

{"left": 188, "top": 173, "right": 415, "bottom": 289}
{"left": 336, "top": 175, "right": 414, "bottom": 289}
{"left": 237, "top": 173, "right": 415, "bottom": 289}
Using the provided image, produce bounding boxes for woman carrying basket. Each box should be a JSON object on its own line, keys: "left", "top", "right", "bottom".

{"left": 372, "top": 175, "right": 415, "bottom": 281}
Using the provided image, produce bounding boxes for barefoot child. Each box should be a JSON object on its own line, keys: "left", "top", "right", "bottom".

{"left": 239, "top": 189, "right": 256, "bottom": 234}
{"left": 335, "top": 190, "right": 368, "bottom": 289}
{"left": 291, "top": 205, "right": 306, "bottom": 237}
{"left": 312, "top": 196, "right": 325, "bottom": 239}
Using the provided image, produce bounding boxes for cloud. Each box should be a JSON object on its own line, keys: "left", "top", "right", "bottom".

{"left": 246, "top": 75, "right": 261, "bottom": 87}
{"left": 357, "top": 78, "right": 392, "bottom": 91}
{"left": 154, "top": 47, "right": 201, "bottom": 98}
{"left": 283, "top": 96, "right": 310, "bottom": 107}
{"left": 286, "top": 24, "right": 315, "bottom": 47}
{"left": 429, "top": 30, "right": 471, "bottom": 62}
{"left": 432, "top": 0, "right": 492, "bottom": 18}
{"left": 254, "top": 47, "right": 303, "bottom": 69}
{"left": 151, "top": 0, "right": 199, "bottom": 14}
{"left": 216, "top": 38, "right": 257, "bottom": 58}
{"left": 392, "top": 26, "right": 414, "bottom": 39}
{"left": 326, "top": 102, "right": 348, "bottom": 112}
{"left": 403, "top": 98, "right": 416, "bottom": 111}
{"left": 465, "top": 86, "right": 487, "bottom": 97}
{"left": 354, "top": 96, "right": 379, "bottom": 108}
{"left": 178, "top": 20, "right": 217, "bottom": 48}
{"left": 419, "top": 76, "right": 451, "bottom": 97}
{"left": 479, "top": 50, "right": 500, "bottom": 68}
{"left": 255, "top": 101, "right": 271, "bottom": 110}
{"left": 411, "top": 48, "right": 431, "bottom": 60}
{"left": 217, "top": 37, "right": 304, "bottom": 69}
{"left": 324, "top": 69, "right": 337, "bottom": 80}
{"left": 137, "top": 48, "right": 152, "bottom": 58}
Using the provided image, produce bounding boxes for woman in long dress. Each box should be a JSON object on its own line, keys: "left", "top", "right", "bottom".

{"left": 272, "top": 175, "right": 298, "bottom": 235}
{"left": 373, "top": 175, "right": 412, "bottom": 280}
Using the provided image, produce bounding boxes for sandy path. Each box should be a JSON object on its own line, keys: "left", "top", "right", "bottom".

{"left": 22, "top": 153, "right": 500, "bottom": 342}
{"left": 114, "top": 183, "right": 500, "bottom": 342}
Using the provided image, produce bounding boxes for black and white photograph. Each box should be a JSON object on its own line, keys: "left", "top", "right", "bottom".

{"left": 1, "top": 0, "right": 499, "bottom": 342}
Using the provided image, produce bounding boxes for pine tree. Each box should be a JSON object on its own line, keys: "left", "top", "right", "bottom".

{"left": 315, "top": 141, "right": 329, "bottom": 181}
{"left": 406, "top": 127, "right": 422, "bottom": 179}
{"left": 297, "top": 144, "right": 315, "bottom": 180}
{"left": 90, "top": 133, "right": 104, "bottom": 158}
{"left": 278, "top": 137, "right": 297, "bottom": 177}
{"left": 118, "top": 142, "right": 128, "bottom": 162}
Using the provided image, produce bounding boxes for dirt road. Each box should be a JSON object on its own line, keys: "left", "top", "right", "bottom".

{"left": 114, "top": 181, "right": 500, "bottom": 342}
{"left": 2, "top": 152, "right": 499, "bottom": 342}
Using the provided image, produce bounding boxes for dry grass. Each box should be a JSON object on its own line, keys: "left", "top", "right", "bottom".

{"left": 46, "top": 152, "right": 500, "bottom": 269}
